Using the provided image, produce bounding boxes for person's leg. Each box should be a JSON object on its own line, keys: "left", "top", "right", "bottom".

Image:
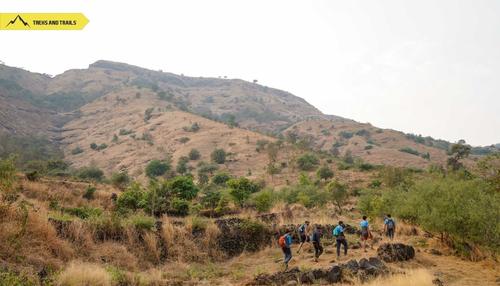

{"left": 336, "top": 239, "right": 341, "bottom": 256}
{"left": 343, "top": 238, "right": 348, "bottom": 255}
{"left": 318, "top": 243, "right": 323, "bottom": 257}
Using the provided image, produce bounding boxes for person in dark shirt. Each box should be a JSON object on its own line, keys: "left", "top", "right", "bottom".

{"left": 311, "top": 224, "right": 323, "bottom": 262}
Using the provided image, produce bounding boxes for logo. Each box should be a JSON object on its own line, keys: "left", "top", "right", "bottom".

{"left": 0, "top": 13, "right": 89, "bottom": 30}
{"left": 6, "top": 15, "right": 30, "bottom": 28}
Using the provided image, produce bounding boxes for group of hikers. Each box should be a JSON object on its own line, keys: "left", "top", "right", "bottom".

{"left": 278, "top": 214, "right": 396, "bottom": 270}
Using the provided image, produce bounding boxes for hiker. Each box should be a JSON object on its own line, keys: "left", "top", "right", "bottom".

{"left": 333, "top": 221, "right": 348, "bottom": 257}
{"left": 311, "top": 224, "right": 323, "bottom": 262}
{"left": 384, "top": 214, "right": 396, "bottom": 240}
{"left": 296, "top": 220, "right": 310, "bottom": 254}
{"left": 279, "top": 229, "right": 293, "bottom": 270}
{"left": 360, "top": 216, "right": 371, "bottom": 252}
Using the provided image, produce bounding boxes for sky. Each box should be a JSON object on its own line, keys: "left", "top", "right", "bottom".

{"left": 1, "top": 0, "right": 499, "bottom": 146}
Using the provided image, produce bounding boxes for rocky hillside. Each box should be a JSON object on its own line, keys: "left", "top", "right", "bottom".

{"left": 0, "top": 61, "right": 494, "bottom": 174}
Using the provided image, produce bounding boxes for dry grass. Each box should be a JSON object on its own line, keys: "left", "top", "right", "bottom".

{"left": 57, "top": 261, "right": 112, "bottom": 286}
{"left": 357, "top": 269, "right": 434, "bottom": 286}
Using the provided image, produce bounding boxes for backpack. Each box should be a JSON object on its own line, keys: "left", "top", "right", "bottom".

{"left": 386, "top": 218, "right": 395, "bottom": 230}
{"left": 333, "top": 226, "right": 342, "bottom": 237}
{"left": 278, "top": 235, "right": 287, "bottom": 248}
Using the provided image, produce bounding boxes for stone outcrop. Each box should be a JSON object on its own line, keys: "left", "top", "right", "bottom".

{"left": 377, "top": 243, "right": 415, "bottom": 262}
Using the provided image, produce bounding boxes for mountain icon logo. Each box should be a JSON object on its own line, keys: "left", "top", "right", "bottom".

{"left": 6, "top": 15, "right": 30, "bottom": 28}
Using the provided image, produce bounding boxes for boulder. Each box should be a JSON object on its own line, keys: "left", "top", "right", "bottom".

{"left": 327, "top": 265, "right": 342, "bottom": 283}
{"left": 377, "top": 243, "right": 415, "bottom": 262}
{"left": 300, "top": 271, "right": 315, "bottom": 284}
{"left": 344, "top": 259, "right": 359, "bottom": 274}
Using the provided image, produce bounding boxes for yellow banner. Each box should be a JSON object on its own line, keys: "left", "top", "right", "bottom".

{"left": 0, "top": 13, "right": 89, "bottom": 30}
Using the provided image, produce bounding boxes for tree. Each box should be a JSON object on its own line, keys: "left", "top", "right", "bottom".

{"left": 117, "top": 182, "right": 146, "bottom": 212}
{"left": 228, "top": 177, "right": 261, "bottom": 207}
{"left": 189, "top": 149, "right": 201, "bottom": 160}
{"left": 296, "top": 153, "right": 319, "bottom": 171}
{"left": 317, "top": 165, "right": 334, "bottom": 181}
{"left": 211, "top": 148, "right": 227, "bottom": 164}
{"left": 166, "top": 176, "right": 199, "bottom": 200}
{"left": 145, "top": 160, "right": 170, "bottom": 178}
{"left": 201, "top": 189, "right": 222, "bottom": 214}
{"left": 447, "top": 142, "right": 471, "bottom": 171}
{"left": 267, "top": 142, "right": 279, "bottom": 163}
{"left": 327, "top": 180, "right": 348, "bottom": 214}
{"left": 252, "top": 189, "right": 275, "bottom": 213}
{"left": 212, "top": 172, "right": 231, "bottom": 185}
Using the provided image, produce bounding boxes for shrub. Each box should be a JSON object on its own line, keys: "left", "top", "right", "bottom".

{"left": 358, "top": 163, "right": 375, "bottom": 171}
{"left": 183, "top": 122, "right": 200, "bottom": 132}
{"left": 256, "top": 140, "right": 269, "bottom": 152}
{"left": 339, "top": 131, "right": 353, "bottom": 139}
{"left": 176, "top": 156, "right": 190, "bottom": 175}
{"left": 201, "top": 189, "right": 222, "bottom": 212}
{"left": 118, "top": 129, "right": 133, "bottom": 136}
{"left": 369, "top": 179, "right": 382, "bottom": 188}
{"left": 212, "top": 172, "right": 231, "bottom": 185}
{"left": 145, "top": 160, "right": 170, "bottom": 178}
{"left": 71, "top": 147, "right": 84, "bottom": 155}
{"left": 64, "top": 206, "right": 102, "bottom": 219}
{"left": 83, "top": 185, "right": 96, "bottom": 200}
{"left": 178, "top": 137, "right": 190, "bottom": 144}
{"left": 364, "top": 145, "right": 373, "bottom": 150}
{"left": 211, "top": 149, "right": 227, "bottom": 164}
{"left": 317, "top": 165, "right": 334, "bottom": 181}
{"left": 77, "top": 166, "right": 105, "bottom": 181}
{"left": 279, "top": 183, "right": 330, "bottom": 208}
{"left": 342, "top": 150, "right": 354, "bottom": 164}
{"left": 252, "top": 189, "right": 275, "bottom": 212}
{"left": 126, "top": 213, "right": 155, "bottom": 230}
{"left": 144, "top": 107, "right": 154, "bottom": 122}
{"left": 355, "top": 129, "right": 370, "bottom": 137}
{"left": 0, "top": 270, "right": 36, "bottom": 286}
{"left": 90, "top": 143, "right": 98, "bottom": 150}
{"left": 169, "top": 198, "right": 190, "bottom": 216}
{"left": 189, "top": 149, "right": 201, "bottom": 160}
{"left": 111, "top": 171, "right": 130, "bottom": 189}
{"left": 296, "top": 153, "right": 319, "bottom": 171}
{"left": 117, "top": 182, "right": 146, "bottom": 211}
{"left": 399, "top": 147, "right": 420, "bottom": 156}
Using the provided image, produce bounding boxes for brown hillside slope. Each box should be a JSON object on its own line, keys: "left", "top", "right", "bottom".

{"left": 285, "top": 118, "right": 449, "bottom": 168}
{"left": 61, "top": 86, "right": 276, "bottom": 180}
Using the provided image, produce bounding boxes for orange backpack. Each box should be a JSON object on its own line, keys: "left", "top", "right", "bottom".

{"left": 278, "top": 235, "right": 287, "bottom": 248}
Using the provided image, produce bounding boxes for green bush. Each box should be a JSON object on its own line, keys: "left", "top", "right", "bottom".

{"left": 169, "top": 198, "right": 190, "bottom": 216}
{"left": 126, "top": 213, "right": 155, "bottom": 231}
{"left": 252, "top": 189, "right": 276, "bottom": 212}
{"left": 211, "top": 149, "right": 227, "bottom": 164}
{"left": 145, "top": 160, "right": 170, "bottom": 178}
{"left": 296, "top": 153, "right": 319, "bottom": 171}
{"left": 71, "top": 147, "right": 84, "bottom": 155}
{"left": 358, "top": 163, "right": 375, "bottom": 171}
{"left": 119, "top": 129, "right": 134, "bottom": 136}
{"left": 144, "top": 107, "right": 154, "bottom": 122}
{"left": 399, "top": 147, "right": 420, "bottom": 156}
{"left": 316, "top": 165, "right": 334, "bottom": 181}
{"left": 0, "top": 270, "right": 36, "bottom": 286}
{"left": 117, "top": 182, "right": 146, "bottom": 211}
{"left": 83, "top": 185, "right": 96, "bottom": 200}
{"left": 111, "top": 171, "right": 130, "bottom": 189}
{"left": 76, "top": 166, "right": 105, "bottom": 181}
{"left": 358, "top": 175, "right": 500, "bottom": 253}
{"left": 166, "top": 176, "right": 199, "bottom": 200}
{"left": 90, "top": 142, "right": 98, "bottom": 150}
{"left": 327, "top": 180, "right": 348, "bottom": 214}
{"left": 339, "top": 131, "right": 353, "bottom": 139}
{"left": 176, "top": 156, "right": 190, "bottom": 174}
{"left": 183, "top": 122, "right": 200, "bottom": 132}
{"left": 189, "top": 149, "right": 201, "bottom": 160}
{"left": 212, "top": 172, "right": 231, "bottom": 185}
{"left": 201, "top": 189, "right": 222, "bottom": 212}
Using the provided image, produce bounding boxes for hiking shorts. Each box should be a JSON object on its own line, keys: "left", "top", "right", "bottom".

{"left": 361, "top": 230, "right": 369, "bottom": 241}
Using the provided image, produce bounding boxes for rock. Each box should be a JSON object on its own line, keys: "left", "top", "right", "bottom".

{"left": 327, "top": 265, "right": 342, "bottom": 283}
{"left": 345, "top": 259, "right": 359, "bottom": 274}
{"left": 430, "top": 249, "right": 442, "bottom": 256}
{"left": 300, "top": 271, "right": 315, "bottom": 284}
{"left": 312, "top": 269, "right": 327, "bottom": 280}
{"left": 432, "top": 278, "right": 444, "bottom": 286}
{"left": 377, "top": 243, "right": 415, "bottom": 262}
{"left": 358, "top": 257, "right": 387, "bottom": 277}
{"left": 368, "top": 257, "right": 385, "bottom": 269}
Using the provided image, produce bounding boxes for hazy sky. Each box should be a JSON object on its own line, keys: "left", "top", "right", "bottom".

{"left": 1, "top": 0, "right": 499, "bottom": 146}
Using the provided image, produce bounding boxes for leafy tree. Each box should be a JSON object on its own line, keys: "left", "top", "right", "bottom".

{"left": 201, "top": 189, "right": 222, "bottom": 214}
{"left": 211, "top": 148, "right": 227, "bottom": 164}
{"left": 117, "top": 182, "right": 146, "bottom": 212}
{"left": 228, "top": 177, "right": 261, "bottom": 207}
{"left": 327, "top": 180, "right": 348, "bottom": 214}
{"left": 166, "top": 176, "right": 199, "bottom": 200}
{"left": 145, "top": 160, "right": 170, "bottom": 178}
{"left": 111, "top": 171, "right": 130, "bottom": 190}
{"left": 447, "top": 142, "right": 471, "bottom": 171}
{"left": 169, "top": 198, "right": 190, "bottom": 216}
{"left": 317, "top": 165, "right": 334, "bottom": 181}
{"left": 296, "top": 153, "right": 319, "bottom": 171}
{"left": 189, "top": 149, "right": 201, "bottom": 160}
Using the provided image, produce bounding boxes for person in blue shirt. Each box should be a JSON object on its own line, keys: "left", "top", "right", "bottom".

{"left": 360, "top": 216, "right": 371, "bottom": 252}
{"left": 296, "top": 220, "right": 311, "bottom": 254}
{"left": 279, "top": 229, "right": 294, "bottom": 270}
{"left": 384, "top": 214, "right": 396, "bottom": 240}
{"left": 311, "top": 225, "right": 323, "bottom": 262}
{"left": 333, "top": 221, "right": 348, "bottom": 257}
